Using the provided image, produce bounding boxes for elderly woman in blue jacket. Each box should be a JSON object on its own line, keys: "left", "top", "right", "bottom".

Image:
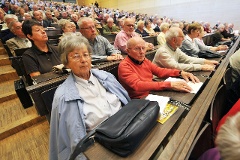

{"left": 49, "top": 34, "right": 130, "bottom": 160}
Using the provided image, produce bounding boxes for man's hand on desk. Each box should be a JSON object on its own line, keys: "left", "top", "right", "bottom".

{"left": 170, "top": 81, "right": 192, "bottom": 93}
{"left": 204, "top": 60, "right": 219, "bottom": 65}
{"left": 107, "top": 54, "right": 124, "bottom": 61}
{"left": 201, "top": 64, "right": 216, "bottom": 71}
{"left": 146, "top": 42, "right": 154, "bottom": 51}
{"left": 180, "top": 71, "right": 200, "bottom": 83}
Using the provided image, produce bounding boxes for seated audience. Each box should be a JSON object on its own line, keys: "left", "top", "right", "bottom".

{"left": 45, "top": 10, "right": 55, "bottom": 23}
{"left": 58, "top": 19, "right": 74, "bottom": 34}
{"left": 70, "top": 13, "right": 79, "bottom": 30}
{"left": 199, "top": 112, "right": 240, "bottom": 160}
{"left": 22, "top": 20, "right": 61, "bottom": 77}
{"left": 78, "top": 17, "right": 123, "bottom": 61}
{"left": 102, "top": 17, "right": 120, "bottom": 35}
{"left": 144, "top": 20, "right": 157, "bottom": 36}
{"left": 180, "top": 22, "right": 202, "bottom": 57}
{"left": 183, "top": 22, "right": 189, "bottom": 35}
{"left": 153, "top": 27, "right": 218, "bottom": 72}
{"left": 157, "top": 22, "right": 170, "bottom": 45}
{"left": 114, "top": 18, "right": 154, "bottom": 54}
{"left": 49, "top": 34, "right": 130, "bottom": 160}
{"left": 0, "top": 14, "right": 18, "bottom": 43}
{"left": 195, "top": 26, "right": 228, "bottom": 51}
{"left": 135, "top": 20, "right": 149, "bottom": 37}
{"left": 203, "top": 22, "right": 212, "bottom": 33}
{"left": 230, "top": 49, "right": 240, "bottom": 83}
{"left": 6, "top": 21, "right": 32, "bottom": 56}
{"left": 61, "top": 11, "right": 69, "bottom": 19}
{"left": 221, "top": 23, "right": 234, "bottom": 39}
{"left": 228, "top": 23, "right": 234, "bottom": 34}
{"left": 118, "top": 36, "right": 199, "bottom": 99}
{"left": 23, "top": 13, "right": 32, "bottom": 21}
{"left": 17, "top": 8, "right": 25, "bottom": 22}
{"left": 33, "top": 10, "right": 51, "bottom": 28}
{"left": 100, "top": 13, "right": 109, "bottom": 26}
{"left": 212, "top": 24, "right": 232, "bottom": 44}
{"left": 153, "top": 18, "right": 162, "bottom": 33}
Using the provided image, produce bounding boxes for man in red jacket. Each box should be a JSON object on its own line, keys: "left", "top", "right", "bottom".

{"left": 118, "top": 36, "right": 199, "bottom": 99}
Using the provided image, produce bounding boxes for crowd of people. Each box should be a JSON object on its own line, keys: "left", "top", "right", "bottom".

{"left": 0, "top": 0, "right": 240, "bottom": 160}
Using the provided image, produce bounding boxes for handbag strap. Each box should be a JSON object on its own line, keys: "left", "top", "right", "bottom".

{"left": 69, "top": 130, "right": 96, "bottom": 160}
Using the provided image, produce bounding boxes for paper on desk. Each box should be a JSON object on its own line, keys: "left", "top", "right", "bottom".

{"left": 165, "top": 77, "right": 203, "bottom": 94}
{"left": 145, "top": 94, "right": 170, "bottom": 114}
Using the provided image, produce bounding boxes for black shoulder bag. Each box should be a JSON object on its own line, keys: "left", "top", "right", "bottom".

{"left": 198, "top": 50, "right": 222, "bottom": 58}
{"left": 69, "top": 99, "right": 160, "bottom": 160}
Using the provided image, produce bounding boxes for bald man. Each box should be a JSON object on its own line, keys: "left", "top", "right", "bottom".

{"left": 118, "top": 36, "right": 199, "bottom": 99}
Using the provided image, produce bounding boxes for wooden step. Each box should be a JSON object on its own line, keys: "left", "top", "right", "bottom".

{"left": 0, "top": 79, "right": 18, "bottom": 103}
{"left": 0, "top": 120, "right": 49, "bottom": 160}
{"left": 0, "top": 98, "right": 46, "bottom": 140}
{"left": 0, "top": 47, "right": 6, "bottom": 55}
{"left": 0, "top": 65, "right": 18, "bottom": 83}
{"left": 0, "top": 54, "right": 11, "bottom": 66}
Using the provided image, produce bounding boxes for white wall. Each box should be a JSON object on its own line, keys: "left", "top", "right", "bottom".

{"left": 98, "top": 0, "right": 240, "bottom": 30}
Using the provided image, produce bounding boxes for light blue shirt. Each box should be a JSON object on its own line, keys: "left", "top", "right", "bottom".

{"left": 49, "top": 69, "right": 130, "bottom": 160}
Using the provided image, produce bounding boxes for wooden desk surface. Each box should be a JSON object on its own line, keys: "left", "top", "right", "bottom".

{"left": 84, "top": 106, "right": 186, "bottom": 160}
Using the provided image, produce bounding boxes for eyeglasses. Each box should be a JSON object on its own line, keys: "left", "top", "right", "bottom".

{"left": 81, "top": 26, "right": 95, "bottom": 30}
{"left": 126, "top": 24, "right": 134, "bottom": 27}
{"left": 129, "top": 47, "right": 146, "bottom": 52}
{"left": 70, "top": 53, "right": 90, "bottom": 61}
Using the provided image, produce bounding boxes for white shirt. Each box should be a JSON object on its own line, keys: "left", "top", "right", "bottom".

{"left": 74, "top": 72, "right": 121, "bottom": 131}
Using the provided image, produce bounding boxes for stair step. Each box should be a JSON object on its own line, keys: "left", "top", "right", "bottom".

{"left": 0, "top": 120, "right": 49, "bottom": 159}
{"left": 0, "top": 98, "right": 46, "bottom": 140}
{"left": 0, "top": 54, "right": 11, "bottom": 66}
{"left": 0, "top": 65, "right": 19, "bottom": 83}
{"left": 0, "top": 79, "right": 18, "bottom": 103}
{"left": 0, "top": 47, "right": 6, "bottom": 55}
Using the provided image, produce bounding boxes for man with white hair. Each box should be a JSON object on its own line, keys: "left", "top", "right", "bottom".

{"left": 153, "top": 27, "right": 218, "bottom": 72}
{"left": 102, "top": 17, "right": 120, "bottom": 35}
{"left": 0, "top": 14, "right": 18, "bottom": 43}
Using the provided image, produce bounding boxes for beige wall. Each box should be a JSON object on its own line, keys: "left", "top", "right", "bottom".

{"left": 77, "top": 0, "right": 240, "bottom": 30}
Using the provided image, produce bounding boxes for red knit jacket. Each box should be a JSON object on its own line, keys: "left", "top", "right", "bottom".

{"left": 118, "top": 56, "right": 180, "bottom": 99}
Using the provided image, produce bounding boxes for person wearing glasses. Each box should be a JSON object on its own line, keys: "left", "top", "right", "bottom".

{"left": 118, "top": 36, "right": 200, "bottom": 99}
{"left": 22, "top": 20, "right": 61, "bottom": 77}
{"left": 6, "top": 21, "right": 32, "bottom": 56}
{"left": 49, "top": 34, "right": 130, "bottom": 160}
{"left": 78, "top": 17, "right": 123, "bottom": 61}
{"left": 153, "top": 27, "right": 218, "bottom": 72}
{"left": 114, "top": 18, "right": 154, "bottom": 54}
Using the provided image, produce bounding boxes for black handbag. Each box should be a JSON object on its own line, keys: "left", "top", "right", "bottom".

{"left": 198, "top": 50, "right": 222, "bottom": 58}
{"left": 70, "top": 99, "right": 160, "bottom": 159}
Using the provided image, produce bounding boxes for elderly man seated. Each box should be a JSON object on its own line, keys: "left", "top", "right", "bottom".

{"left": 114, "top": 18, "right": 154, "bottom": 54}
{"left": 33, "top": 10, "right": 51, "bottom": 28}
{"left": 102, "top": 17, "right": 120, "bottom": 35}
{"left": 78, "top": 17, "right": 123, "bottom": 61}
{"left": 6, "top": 21, "right": 32, "bottom": 56}
{"left": 118, "top": 36, "right": 200, "bottom": 99}
{"left": 153, "top": 27, "right": 218, "bottom": 72}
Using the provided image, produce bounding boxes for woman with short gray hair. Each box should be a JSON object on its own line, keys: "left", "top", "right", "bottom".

{"left": 49, "top": 34, "right": 130, "bottom": 160}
